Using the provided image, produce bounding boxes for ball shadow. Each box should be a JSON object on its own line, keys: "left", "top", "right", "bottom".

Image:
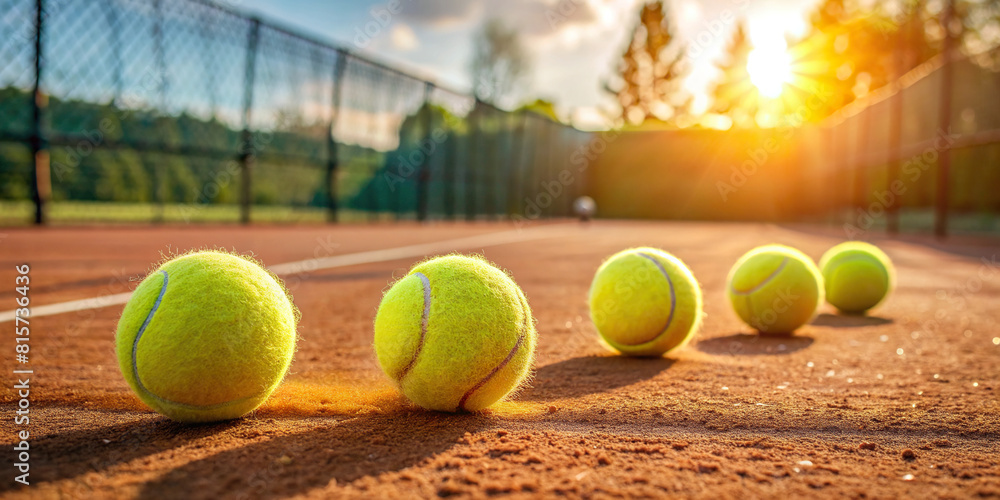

{"left": 696, "top": 334, "right": 813, "bottom": 356}
{"left": 0, "top": 416, "right": 240, "bottom": 493}
{"left": 811, "top": 313, "right": 893, "bottom": 328}
{"left": 519, "top": 355, "right": 676, "bottom": 401}
{"left": 139, "top": 411, "right": 487, "bottom": 499}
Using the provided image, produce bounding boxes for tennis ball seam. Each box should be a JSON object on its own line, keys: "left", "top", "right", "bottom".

{"left": 394, "top": 272, "right": 432, "bottom": 383}
{"left": 456, "top": 299, "right": 530, "bottom": 411}
{"left": 731, "top": 257, "right": 789, "bottom": 326}
{"left": 730, "top": 257, "right": 789, "bottom": 295}
{"left": 825, "top": 254, "right": 890, "bottom": 284}
{"left": 130, "top": 269, "right": 273, "bottom": 412}
{"left": 612, "top": 252, "right": 677, "bottom": 346}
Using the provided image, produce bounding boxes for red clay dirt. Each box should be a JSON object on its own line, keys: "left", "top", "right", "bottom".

{"left": 0, "top": 220, "right": 998, "bottom": 499}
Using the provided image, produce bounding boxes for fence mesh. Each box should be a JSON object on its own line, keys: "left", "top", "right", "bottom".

{"left": 586, "top": 44, "right": 1000, "bottom": 237}
{"left": 820, "top": 47, "right": 1000, "bottom": 235}
{"left": 0, "top": 0, "right": 589, "bottom": 224}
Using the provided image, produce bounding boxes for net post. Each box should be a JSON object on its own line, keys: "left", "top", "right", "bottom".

{"left": 239, "top": 18, "right": 261, "bottom": 225}
{"left": 934, "top": 0, "right": 955, "bottom": 239}
{"left": 416, "top": 81, "right": 434, "bottom": 222}
{"left": 30, "top": 0, "right": 49, "bottom": 225}
{"left": 326, "top": 51, "right": 348, "bottom": 223}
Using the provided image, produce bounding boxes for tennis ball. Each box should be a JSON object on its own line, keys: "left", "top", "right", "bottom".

{"left": 727, "top": 245, "right": 823, "bottom": 334}
{"left": 589, "top": 247, "right": 703, "bottom": 356}
{"left": 115, "top": 251, "right": 298, "bottom": 423}
{"left": 374, "top": 254, "right": 536, "bottom": 412}
{"left": 819, "top": 241, "right": 894, "bottom": 314}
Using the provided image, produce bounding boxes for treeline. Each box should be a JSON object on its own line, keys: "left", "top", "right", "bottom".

{"left": 346, "top": 100, "right": 578, "bottom": 218}
{"left": 0, "top": 85, "right": 384, "bottom": 207}
{"left": 0, "top": 86, "right": 571, "bottom": 217}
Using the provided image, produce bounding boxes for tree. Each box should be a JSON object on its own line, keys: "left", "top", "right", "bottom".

{"left": 605, "top": 1, "right": 689, "bottom": 126}
{"left": 518, "top": 98, "right": 560, "bottom": 122}
{"left": 788, "top": 0, "right": 999, "bottom": 121}
{"left": 810, "top": 0, "right": 849, "bottom": 30}
{"left": 708, "top": 21, "right": 757, "bottom": 128}
{"left": 956, "top": 0, "right": 1000, "bottom": 59}
{"left": 469, "top": 18, "right": 531, "bottom": 108}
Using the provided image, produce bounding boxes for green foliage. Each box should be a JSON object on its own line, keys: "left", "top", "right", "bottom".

{"left": 0, "top": 143, "right": 32, "bottom": 200}
{"left": 0, "top": 85, "right": 379, "bottom": 207}
{"left": 605, "top": 1, "right": 689, "bottom": 126}
{"left": 345, "top": 102, "right": 538, "bottom": 218}
{"left": 0, "top": 87, "right": 32, "bottom": 136}
{"left": 517, "top": 99, "right": 561, "bottom": 123}
{"left": 793, "top": 0, "right": 960, "bottom": 121}
{"left": 469, "top": 18, "right": 531, "bottom": 107}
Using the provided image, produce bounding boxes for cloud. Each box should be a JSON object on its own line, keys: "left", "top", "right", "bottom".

{"left": 399, "top": 0, "right": 601, "bottom": 39}
{"left": 391, "top": 23, "right": 419, "bottom": 51}
{"left": 491, "top": 0, "right": 599, "bottom": 39}
{"left": 398, "top": 0, "right": 482, "bottom": 28}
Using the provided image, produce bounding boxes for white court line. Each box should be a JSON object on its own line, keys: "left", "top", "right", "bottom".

{"left": 0, "top": 224, "right": 574, "bottom": 324}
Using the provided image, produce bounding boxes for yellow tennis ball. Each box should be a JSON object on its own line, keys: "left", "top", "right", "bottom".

{"left": 727, "top": 245, "right": 823, "bottom": 334}
{"left": 589, "top": 247, "right": 703, "bottom": 356}
{"left": 115, "top": 251, "right": 298, "bottom": 423}
{"left": 374, "top": 254, "right": 536, "bottom": 412}
{"left": 819, "top": 241, "right": 894, "bottom": 314}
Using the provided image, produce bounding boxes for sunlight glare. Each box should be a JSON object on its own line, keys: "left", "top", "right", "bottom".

{"left": 747, "top": 38, "right": 792, "bottom": 99}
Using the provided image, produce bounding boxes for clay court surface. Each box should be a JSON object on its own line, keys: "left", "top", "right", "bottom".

{"left": 1, "top": 220, "right": 998, "bottom": 499}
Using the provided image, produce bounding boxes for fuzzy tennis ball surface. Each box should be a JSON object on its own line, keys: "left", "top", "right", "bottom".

{"left": 727, "top": 245, "right": 823, "bottom": 334}
{"left": 374, "top": 254, "right": 536, "bottom": 412}
{"left": 819, "top": 241, "right": 894, "bottom": 314}
{"left": 589, "top": 247, "right": 703, "bottom": 356}
{"left": 115, "top": 251, "right": 298, "bottom": 423}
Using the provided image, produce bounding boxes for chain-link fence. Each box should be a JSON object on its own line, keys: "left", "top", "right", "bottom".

{"left": 814, "top": 44, "right": 1000, "bottom": 237}
{"left": 588, "top": 42, "right": 1000, "bottom": 238}
{"left": 0, "top": 0, "right": 590, "bottom": 224}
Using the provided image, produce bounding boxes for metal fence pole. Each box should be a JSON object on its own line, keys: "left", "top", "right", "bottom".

{"left": 560, "top": 129, "right": 575, "bottom": 217}
{"left": 239, "top": 18, "right": 261, "bottom": 225}
{"left": 326, "top": 51, "right": 347, "bottom": 223}
{"left": 499, "top": 112, "right": 513, "bottom": 218}
{"left": 484, "top": 107, "right": 497, "bottom": 219}
{"left": 887, "top": 78, "right": 904, "bottom": 235}
{"left": 543, "top": 119, "right": 554, "bottom": 218}
{"left": 101, "top": 1, "right": 124, "bottom": 106}
{"left": 934, "top": 0, "right": 955, "bottom": 239}
{"left": 152, "top": 0, "right": 166, "bottom": 223}
{"left": 886, "top": 2, "right": 913, "bottom": 236}
{"left": 855, "top": 108, "right": 871, "bottom": 215}
{"left": 30, "top": 0, "right": 49, "bottom": 225}
{"left": 528, "top": 115, "right": 543, "bottom": 219}
{"left": 549, "top": 122, "right": 563, "bottom": 217}
{"left": 465, "top": 100, "right": 481, "bottom": 221}
{"left": 416, "top": 82, "right": 434, "bottom": 221}
{"left": 824, "top": 124, "right": 836, "bottom": 225}
{"left": 506, "top": 111, "right": 526, "bottom": 218}
{"left": 839, "top": 117, "right": 851, "bottom": 224}
{"left": 519, "top": 114, "right": 537, "bottom": 220}
{"left": 443, "top": 128, "right": 457, "bottom": 220}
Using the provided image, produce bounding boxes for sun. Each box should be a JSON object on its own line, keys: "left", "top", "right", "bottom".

{"left": 747, "top": 40, "right": 793, "bottom": 99}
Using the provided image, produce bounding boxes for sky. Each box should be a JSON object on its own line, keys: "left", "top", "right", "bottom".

{"left": 227, "top": 0, "right": 821, "bottom": 130}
